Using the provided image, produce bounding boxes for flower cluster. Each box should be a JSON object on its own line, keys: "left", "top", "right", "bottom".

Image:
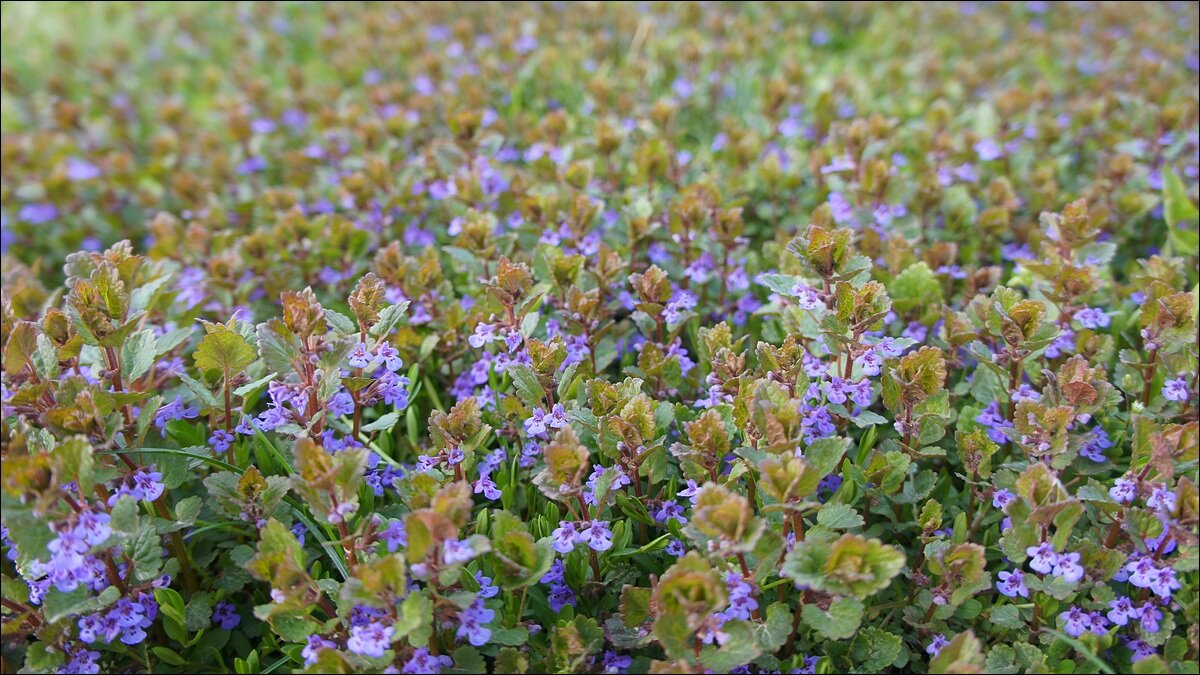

{"left": 1, "top": 2, "right": 1198, "bottom": 674}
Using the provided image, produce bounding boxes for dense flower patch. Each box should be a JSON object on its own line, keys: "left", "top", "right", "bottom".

{"left": 1, "top": 2, "right": 1198, "bottom": 673}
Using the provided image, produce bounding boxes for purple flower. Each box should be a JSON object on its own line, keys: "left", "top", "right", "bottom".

{"left": 821, "top": 377, "right": 852, "bottom": 405}
{"left": 475, "top": 571, "right": 499, "bottom": 599}
{"left": 579, "top": 520, "right": 614, "bottom": 552}
{"left": 211, "top": 601, "right": 240, "bottom": 630}
{"left": 1085, "top": 611, "right": 1109, "bottom": 635}
{"left": 348, "top": 342, "right": 373, "bottom": 369}
{"left": 473, "top": 471, "right": 501, "bottom": 500}
{"left": 1107, "top": 596, "right": 1138, "bottom": 626}
{"left": 1138, "top": 602, "right": 1163, "bottom": 632}
{"left": 108, "top": 469, "right": 165, "bottom": 506}
{"left": 236, "top": 156, "right": 267, "bottom": 174}
{"left": 1026, "top": 542, "right": 1059, "bottom": 574}
{"left": 1074, "top": 307, "right": 1110, "bottom": 329}
{"left": 997, "top": 569, "right": 1029, "bottom": 598}
{"left": 402, "top": 648, "right": 453, "bottom": 674}
{"left": 800, "top": 404, "right": 836, "bottom": 442}
{"left": 377, "top": 343, "right": 403, "bottom": 371}
{"left": 18, "top": 202, "right": 58, "bottom": 224}
{"left": 380, "top": 519, "right": 407, "bottom": 552}
{"left": 1059, "top": 606, "right": 1089, "bottom": 637}
{"left": 850, "top": 379, "right": 873, "bottom": 407}
{"left": 1148, "top": 567, "right": 1181, "bottom": 599}
{"left": 821, "top": 154, "right": 856, "bottom": 175}
{"left": 654, "top": 500, "right": 687, "bottom": 525}
{"left": 552, "top": 521, "right": 579, "bottom": 553}
{"left": 1126, "top": 638, "right": 1157, "bottom": 662}
{"left": 1126, "top": 556, "right": 1158, "bottom": 589}
{"left": 1012, "top": 381, "right": 1041, "bottom": 401}
{"left": 455, "top": 598, "right": 494, "bottom": 646}
{"left": 65, "top": 157, "right": 102, "bottom": 181}
{"left": 546, "top": 403, "right": 569, "bottom": 429}
{"left": 547, "top": 581, "right": 577, "bottom": 612}
{"left": 541, "top": 558, "right": 566, "bottom": 585}
{"left": 926, "top": 633, "right": 950, "bottom": 656}
{"left": 303, "top": 634, "right": 337, "bottom": 665}
{"left": 584, "top": 464, "right": 630, "bottom": 506}
{"left": 1110, "top": 477, "right": 1137, "bottom": 504}
{"left": 327, "top": 501, "right": 356, "bottom": 525}
{"left": 678, "top": 479, "right": 701, "bottom": 504}
{"left": 524, "top": 408, "right": 549, "bottom": 437}
{"left": 600, "top": 651, "right": 633, "bottom": 674}
{"left": 1079, "top": 426, "right": 1112, "bottom": 463}
{"left": 1146, "top": 486, "right": 1176, "bottom": 513}
{"left": 855, "top": 350, "right": 883, "bottom": 376}
{"left": 665, "top": 339, "right": 696, "bottom": 375}
{"left": 1051, "top": 551, "right": 1085, "bottom": 584}
{"left": 992, "top": 489, "right": 1016, "bottom": 510}
{"left": 469, "top": 323, "right": 497, "bottom": 348}
{"left": 974, "top": 138, "right": 1004, "bottom": 161}
{"left": 664, "top": 289, "right": 698, "bottom": 324}
{"left": 154, "top": 396, "right": 199, "bottom": 435}
{"left": 209, "top": 428, "right": 236, "bottom": 455}
{"left": 62, "top": 646, "right": 101, "bottom": 674}
{"left": 790, "top": 283, "right": 824, "bottom": 310}
{"left": 1044, "top": 328, "right": 1076, "bottom": 359}
{"left": 442, "top": 538, "right": 476, "bottom": 565}
{"left": 902, "top": 321, "right": 928, "bottom": 343}
{"left": 1162, "top": 375, "right": 1191, "bottom": 402}
{"left": 723, "top": 573, "right": 759, "bottom": 620}
{"left": 347, "top": 620, "right": 393, "bottom": 658}
{"left": 976, "top": 401, "right": 1013, "bottom": 444}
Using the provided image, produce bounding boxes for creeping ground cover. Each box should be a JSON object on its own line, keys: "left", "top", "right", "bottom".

{"left": 1, "top": 1, "right": 1199, "bottom": 673}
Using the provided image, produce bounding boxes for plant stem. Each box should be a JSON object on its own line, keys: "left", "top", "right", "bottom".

{"left": 155, "top": 498, "right": 199, "bottom": 592}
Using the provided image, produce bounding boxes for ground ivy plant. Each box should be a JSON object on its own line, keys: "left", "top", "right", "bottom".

{"left": 1, "top": 2, "right": 1198, "bottom": 674}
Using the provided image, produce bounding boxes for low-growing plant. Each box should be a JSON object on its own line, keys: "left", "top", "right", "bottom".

{"left": 1, "top": 2, "right": 1198, "bottom": 674}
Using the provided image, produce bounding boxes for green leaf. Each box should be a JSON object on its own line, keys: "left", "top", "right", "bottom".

{"left": 184, "top": 591, "right": 215, "bottom": 631}
{"left": 851, "top": 627, "right": 902, "bottom": 671}
{"left": 234, "top": 372, "right": 277, "bottom": 398}
{"left": 43, "top": 585, "right": 120, "bottom": 623}
{"left": 490, "top": 626, "right": 530, "bottom": 646}
{"left": 1162, "top": 167, "right": 1199, "bottom": 256}
{"left": 494, "top": 647, "right": 530, "bottom": 674}
{"left": 448, "top": 646, "right": 485, "bottom": 674}
{"left": 990, "top": 604, "right": 1025, "bottom": 630}
{"left": 816, "top": 503, "right": 863, "bottom": 529}
{"left": 700, "top": 620, "right": 760, "bottom": 671}
{"left": 121, "top": 328, "right": 157, "bottom": 381}
{"left": 23, "top": 643, "right": 65, "bottom": 673}
{"left": 782, "top": 533, "right": 905, "bottom": 599}
{"left": 151, "top": 647, "right": 187, "bottom": 667}
{"left": 53, "top": 436, "right": 95, "bottom": 496}
{"left": 508, "top": 363, "right": 546, "bottom": 407}
{"left": 195, "top": 325, "right": 257, "bottom": 377}
{"left": 271, "top": 613, "right": 320, "bottom": 642}
{"left": 131, "top": 526, "right": 165, "bottom": 581}
{"left": 985, "top": 644, "right": 1020, "bottom": 674}
{"left": 370, "top": 301, "right": 410, "bottom": 338}
{"left": 362, "top": 411, "right": 400, "bottom": 433}
{"left": 889, "top": 261, "right": 943, "bottom": 313}
{"left": 393, "top": 590, "right": 434, "bottom": 647}
{"left": 756, "top": 602, "right": 792, "bottom": 652}
{"left": 801, "top": 596, "right": 863, "bottom": 640}
{"left": 804, "top": 436, "right": 850, "bottom": 479}
{"left": 33, "top": 333, "right": 59, "bottom": 379}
